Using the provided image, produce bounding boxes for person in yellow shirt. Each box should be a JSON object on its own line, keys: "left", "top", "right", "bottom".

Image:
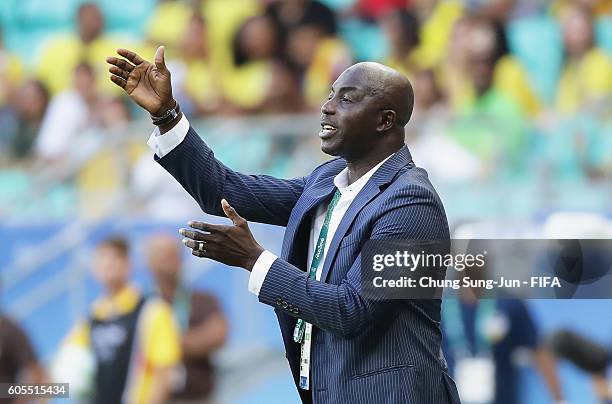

{"left": 221, "top": 15, "right": 279, "bottom": 111}
{"left": 414, "top": 0, "right": 465, "bottom": 69}
{"left": 380, "top": 9, "right": 426, "bottom": 80}
{"left": 441, "top": 16, "right": 542, "bottom": 117}
{"left": 168, "top": 12, "right": 224, "bottom": 117}
{"left": 36, "top": 3, "right": 141, "bottom": 96}
{"left": 58, "top": 237, "right": 181, "bottom": 404}
{"left": 556, "top": 3, "right": 612, "bottom": 114}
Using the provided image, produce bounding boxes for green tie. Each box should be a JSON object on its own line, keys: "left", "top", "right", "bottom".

{"left": 293, "top": 189, "right": 342, "bottom": 343}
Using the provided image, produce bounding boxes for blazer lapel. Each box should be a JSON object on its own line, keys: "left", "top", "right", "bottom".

{"left": 280, "top": 175, "right": 336, "bottom": 262}
{"left": 320, "top": 145, "right": 413, "bottom": 282}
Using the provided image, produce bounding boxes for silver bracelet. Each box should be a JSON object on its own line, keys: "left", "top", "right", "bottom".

{"left": 151, "top": 100, "right": 180, "bottom": 126}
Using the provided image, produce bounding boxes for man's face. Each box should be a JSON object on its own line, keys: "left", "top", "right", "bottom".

{"left": 148, "top": 240, "right": 181, "bottom": 285}
{"left": 93, "top": 246, "right": 130, "bottom": 293}
{"left": 319, "top": 67, "right": 383, "bottom": 158}
{"left": 78, "top": 5, "right": 104, "bottom": 43}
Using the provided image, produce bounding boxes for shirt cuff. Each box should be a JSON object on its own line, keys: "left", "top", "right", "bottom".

{"left": 146, "top": 114, "right": 190, "bottom": 158}
{"left": 248, "top": 250, "right": 278, "bottom": 296}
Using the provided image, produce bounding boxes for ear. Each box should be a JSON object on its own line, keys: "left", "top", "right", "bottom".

{"left": 377, "top": 109, "right": 396, "bottom": 133}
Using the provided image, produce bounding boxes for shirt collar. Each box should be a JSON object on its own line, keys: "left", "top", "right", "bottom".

{"left": 93, "top": 283, "right": 141, "bottom": 319}
{"left": 333, "top": 153, "right": 394, "bottom": 196}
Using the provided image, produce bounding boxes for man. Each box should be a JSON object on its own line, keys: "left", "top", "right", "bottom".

{"left": 36, "top": 3, "right": 124, "bottom": 96}
{"left": 60, "top": 236, "right": 181, "bottom": 404}
{"left": 0, "top": 313, "right": 46, "bottom": 404}
{"left": 147, "top": 233, "right": 228, "bottom": 403}
{"left": 107, "top": 46, "right": 460, "bottom": 403}
{"left": 443, "top": 297, "right": 564, "bottom": 404}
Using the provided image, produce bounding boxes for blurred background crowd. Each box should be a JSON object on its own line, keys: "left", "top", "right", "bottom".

{"left": 0, "top": 0, "right": 611, "bottom": 403}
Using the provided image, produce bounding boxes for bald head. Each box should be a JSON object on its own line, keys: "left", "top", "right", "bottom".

{"left": 343, "top": 62, "right": 414, "bottom": 127}
{"left": 147, "top": 233, "right": 182, "bottom": 281}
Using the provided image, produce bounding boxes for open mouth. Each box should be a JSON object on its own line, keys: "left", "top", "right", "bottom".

{"left": 319, "top": 123, "right": 338, "bottom": 139}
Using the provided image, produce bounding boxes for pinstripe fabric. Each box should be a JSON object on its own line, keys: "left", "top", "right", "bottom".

{"left": 157, "top": 128, "right": 462, "bottom": 404}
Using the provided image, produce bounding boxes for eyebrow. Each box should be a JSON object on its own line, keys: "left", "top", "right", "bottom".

{"left": 330, "top": 86, "right": 360, "bottom": 93}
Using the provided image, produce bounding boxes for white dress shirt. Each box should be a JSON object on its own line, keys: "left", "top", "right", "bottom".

{"left": 147, "top": 115, "right": 393, "bottom": 295}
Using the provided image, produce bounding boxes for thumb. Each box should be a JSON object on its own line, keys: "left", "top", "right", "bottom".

{"left": 221, "top": 199, "right": 245, "bottom": 226}
{"left": 154, "top": 45, "right": 167, "bottom": 71}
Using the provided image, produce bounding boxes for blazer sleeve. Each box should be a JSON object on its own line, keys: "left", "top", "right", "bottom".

{"left": 155, "top": 126, "right": 306, "bottom": 226}
{"left": 257, "top": 184, "right": 449, "bottom": 338}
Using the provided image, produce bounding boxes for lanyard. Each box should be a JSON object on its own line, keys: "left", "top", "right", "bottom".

{"left": 443, "top": 298, "right": 496, "bottom": 358}
{"left": 293, "top": 189, "right": 341, "bottom": 391}
{"left": 172, "top": 286, "right": 192, "bottom": 332}
{"left": 293, "top": 189, "right": 342, "bottom": 343}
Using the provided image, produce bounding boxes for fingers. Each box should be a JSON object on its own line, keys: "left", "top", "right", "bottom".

{"left": 109, "top": 66, "right": 129, "bottom": 80}
{"left": 221, "top": 199, "right": 246, "bottom": 227}
{"left": 106, "top": 56, "right": 135, "bottom": 72}
{"left": 182, "top": 238, "right": 206, "bottom": 251}
{"left": 154, "top": 46, "right": 167, "bottom": 71}
{"left": 110, "top": 75, "right": 127, "bottom": 89}
{"left": 178, "top": 228, "right": 215, "bottom": 242}
{"left": 188, "top": 221, "right": 224, "bottom": 233}
{"left": 117, "top": 48, "right": 145, "bottom": 65}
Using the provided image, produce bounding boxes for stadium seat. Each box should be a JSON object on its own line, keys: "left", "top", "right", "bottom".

{"left": 507, "top": 15, "right": 563, "bottom": 104}
{"left": 596, "top": 17, "right": 612, "bottom": 54}
{"left": 9, "top": 0, "right": 77, "bottom": 31}
{"left": 319, "top": 0, "right": 356, "bottom": 10}
{"left": 339, "top": 18, "right": 389, "bottom": 62}
{"left": 98, "top": 0, "right": 156, "bottom": 37}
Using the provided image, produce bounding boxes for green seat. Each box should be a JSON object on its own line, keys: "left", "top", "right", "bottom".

{"left": 339, "top": 18, "right": 388, "bottom": 62}
{"left": 596, "top": 17, "right": 612, "bottom": 54}
{"left": 319, "top": 0, "right": 356, "bottom": 10}
{"left": 99, "top": 0, "right": 156, "bottom": 36}
{"left": 12, "top": 0, "right": 77, "bottom": 31}
{"left": 508, "top": 15, "right": 563, "bottom": 103}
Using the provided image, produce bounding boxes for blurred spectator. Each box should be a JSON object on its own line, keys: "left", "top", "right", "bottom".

{"left": 34, "top": 63, "right": 99, "bottom": 163}
{"left": 413, "top": 0, "right": 465, "bottom": 69}
{"left": 265, "top": 0, "right": 338, "bottom": 36}
{"left": 147, "top": 234, "right": 228, "bottom": 403}
{"left": 551, "top": 0, "right": 612, "bottom": 17}
{"left": 549, "top": 329, "right": 612, "bottom": 402}
{"left": 131, "top": 150, "right": 203, "bottom": 221}
{"left": 555, "top": 3, "right": 611, "bottom": 115}
{"left": 167, "top": 12, "right": 224, "bottom": 117}
{"left": 222, "top": 15, "right": 280, "bottom": 111}
{"left": 0, "top": 30, "right": 25, "bottom": 108}
{"left": 146, "top": 0, "right": 196, "bottom": 49}
{"left": 75, "top": 97, "right": 147, "bottom": 217}
{"left": 55, "top": 237, "right": 181, "bottom": 404}
{"left": 407, "top": 69, "right": 484, "bottom": 182}
{"left": 445, "top": 17, "right": 541, "bottom": 117}
{"left": 285, "top": 17, "right": 352, "bottom": 107}
{"left": 35, "top": 3, "right": 125, "bottom": 96}
{"left": 0, "top": 313, "right": 46, "bottom": 403}
{"left": 260, "top": 61, "right": 308, "bottom": 113}
{"left": 380, "top": 9, "right": 425, "bottom": 79}
{"left": 0, "top": 80, "right": 49, "bottom": 164}
{"left": 443, "top": 296, "right": 564, "bottom": 404}
{"left": 445, "top": 17, "right": 530, "bottom": 178}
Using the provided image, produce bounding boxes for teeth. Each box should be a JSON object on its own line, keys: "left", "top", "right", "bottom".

{"left": 322, "top": 125, "right": 335, "bottom": 130}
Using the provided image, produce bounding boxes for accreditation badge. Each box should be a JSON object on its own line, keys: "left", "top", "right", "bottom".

{"left": 455, "top": 356, "right": 495, "bottom": 404}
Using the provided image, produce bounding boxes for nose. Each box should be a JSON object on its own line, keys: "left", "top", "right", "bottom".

{"left": 321, "top": 97, "right": 335, "bottom": 116}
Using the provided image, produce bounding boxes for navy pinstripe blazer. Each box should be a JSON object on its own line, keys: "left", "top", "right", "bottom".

{"left": 157, "top": 127, "right": 461, "bottom": 404}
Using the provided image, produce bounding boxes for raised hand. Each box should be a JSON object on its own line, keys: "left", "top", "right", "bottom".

{"left": 106, "top": 46, "right": 174, "bottom": 116}
{"left": 179, "top": 199, "right": 265, "bottom": 271}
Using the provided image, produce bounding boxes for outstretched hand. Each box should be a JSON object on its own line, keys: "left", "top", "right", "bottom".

{"left": 180, "top": 199, "right": 265, "bottom": 271}
{"left": 106, "top": 46, "right": 174, "bottom": 116}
